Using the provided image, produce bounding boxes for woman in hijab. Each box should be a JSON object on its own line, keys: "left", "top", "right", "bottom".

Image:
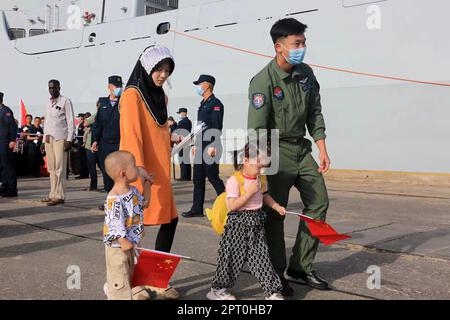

{"left": 120, "top": 46, "right": 179, "bottom": 299}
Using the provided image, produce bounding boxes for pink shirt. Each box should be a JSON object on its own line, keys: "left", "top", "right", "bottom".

{"left": 226, "top": 175, "right": 268, "bottom": 211}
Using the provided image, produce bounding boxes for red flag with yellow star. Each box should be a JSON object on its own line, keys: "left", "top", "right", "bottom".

{"left": 132, "top": 250, "right": 181, "bottom": 289}
{"left": 287, "top": 212, "right": 351, "bottom": 245}
{"left": 303, "top": 216, "right": 351, "bottom": 245}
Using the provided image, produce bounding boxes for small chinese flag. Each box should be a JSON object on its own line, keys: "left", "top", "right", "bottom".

{"left": 132, "top": 250, "right": 181, "bottom": 289}
{"left": 20, "top": 100, "right": 28, "bottom": 127}
{"left": 298, "top": 214, "right": 351, "bottom": 245}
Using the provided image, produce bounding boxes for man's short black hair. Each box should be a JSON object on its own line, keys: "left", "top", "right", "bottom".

{"left": 270, "top": 18, "right": 308, "bottom": 44}
{"left": 34, "top": 116, "right": 41, "bottom": 121}
{"left": 26, "top": 114, "right": 33, "bottom": 119}
{"left": 49, "top": 79, "right": 60, "bottom": 87}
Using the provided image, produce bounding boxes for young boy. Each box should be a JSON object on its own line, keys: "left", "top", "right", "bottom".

{"left": 103, "top": 150, "right": 152, "bottom": 300}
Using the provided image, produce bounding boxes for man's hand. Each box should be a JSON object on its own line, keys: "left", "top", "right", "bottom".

{"left": 318, "top": 151, "right": 331, "bottom": 174}
{"left": 191, "top": 146, "right": 196, "bottom": 156}
{"left": 316, "top": 139, "right": 331, "bottom": 174}
{"left": 8, "top": 141, "right": 15, "bottom": 150}
{"left": 63, "top": 141, "right": 72, "bottom": 152}
{"left": 207, "top": 147, "right": 216, "bottom": 157}
{"left": 118, "top": 238, "right": 134, "bottom": 252}
{"left": 91, "top": 142, "right": 98, "bottom": 152}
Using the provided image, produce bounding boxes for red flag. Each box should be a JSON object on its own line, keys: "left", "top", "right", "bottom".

{"left": 290, "top": 213, "right": 351, "bottom": 245}
{"left": 131, "top": 250, "right": 181, "bottom": 289}
{"left": 41, "top": 156, "right": 49, "bottom": 177}
{"left": 20, "top": 100, "right": 28, "bottom": 127}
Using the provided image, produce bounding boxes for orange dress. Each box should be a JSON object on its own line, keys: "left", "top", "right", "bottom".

{"left": 119, "top": 87, "right": 178, "bottom": 225}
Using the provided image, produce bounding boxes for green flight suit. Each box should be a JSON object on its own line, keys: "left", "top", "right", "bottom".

{"left": 247, "top": 58, "right": 329, "bottom": 274}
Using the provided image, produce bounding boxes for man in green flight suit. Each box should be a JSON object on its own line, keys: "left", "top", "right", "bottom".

{"left": 247, "top": 18, "right": 331, "bottom": 296}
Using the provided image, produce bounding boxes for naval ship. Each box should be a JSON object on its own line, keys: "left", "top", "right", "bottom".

{"left": 0, "top": 0, "right": 449, "bottom": 173}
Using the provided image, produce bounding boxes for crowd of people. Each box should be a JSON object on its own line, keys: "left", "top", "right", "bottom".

{"left": 12, "top": 114, "right": 45, "bottom": 178}
{"left": 0, "top": 18, "right": 333, "bottom": 301}
{"left": 0, "top": 110, "right": 106, "bottom": 193}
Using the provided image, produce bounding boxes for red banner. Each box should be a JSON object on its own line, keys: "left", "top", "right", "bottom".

{"left": 299, "top": 214, "right": 352, "bottom": 245}
{"left": 131, "top": 250, "right": 181, "bottom": 289}
{"left": 20, "top": 100, "right": 27, "bottom": 127}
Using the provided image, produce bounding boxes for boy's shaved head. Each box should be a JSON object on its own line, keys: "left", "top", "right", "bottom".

{"left": 105, "top": 151, "right": 135, "bottom": 180}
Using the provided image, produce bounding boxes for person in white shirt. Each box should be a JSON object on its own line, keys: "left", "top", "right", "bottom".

{"left": 42, "top": 79, "right": 75, "bottom": 206}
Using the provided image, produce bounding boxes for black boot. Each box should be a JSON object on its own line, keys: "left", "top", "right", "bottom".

{"left": 287, "top": 269, "right": 330, "bottom": 291}
{"left": 2, "top": 190, "right": 18, "bottom": 198}
{"left": 181, "top": 210, "right": 204, "bottom": 218}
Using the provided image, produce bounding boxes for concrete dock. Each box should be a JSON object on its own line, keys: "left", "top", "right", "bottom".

{"left": 0, "top": 170, "right": 449, "bottom": 300}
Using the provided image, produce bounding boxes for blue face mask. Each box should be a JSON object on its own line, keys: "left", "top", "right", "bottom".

{"left": 280, "top": 44, "right": 307, "bottom": 65}
{"left": 113, "top": 87, "right": 123, "bottom": 97}
{"left": 196, "top": 85, "right": 205, "bottom": 96}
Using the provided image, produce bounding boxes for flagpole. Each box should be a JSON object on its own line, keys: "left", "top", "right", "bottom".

{"left": 135, "top": 247, "right": 191, "bottom": 260}
{"left": 286, "top": 211, "right": 312, "bottom": 220}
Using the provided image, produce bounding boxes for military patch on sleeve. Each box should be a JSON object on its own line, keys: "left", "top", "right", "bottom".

{"left": 299, "top": 77, "right": 311, "bottom": 92}
{"left": 213, "top": 106, "right": 221, "bottom": 111}
{"left": 5, "top": 112, "right": 11, "bottom": 117}
{"left": 252, "top": 93, "right": 266, "bottom": 109}
{"left": 273, "top": 87, "right": 284, "bottom": 100}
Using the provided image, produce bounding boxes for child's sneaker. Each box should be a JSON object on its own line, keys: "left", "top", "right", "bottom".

{"left": 207, "top": 288, "right": 236, "bottom": 300}
{"left": 265, "top": 293, "right": 284, "bottom": 300}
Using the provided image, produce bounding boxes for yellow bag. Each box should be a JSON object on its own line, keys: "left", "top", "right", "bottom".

{"left": 206, "top": 172, "right": 267, "bottom": 235}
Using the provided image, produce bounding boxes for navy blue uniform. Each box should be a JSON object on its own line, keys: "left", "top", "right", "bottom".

{"left": 190, "top": 95, "right": 225, "bottom": 214}
{"left": 197, "top": 94, "right": 224, "bottom": 139}
{"left": 0, "top": 104, "right": 18, "bottom": 194}
{"left": 92, "top": 97, "right": 120, "bottom": 192}
{"left": 75, "top": 123, "right": 88, "bottom": 178}
{"left": 26, "top": 125, "right": 44, "bottom": 177}
{"left": 177, "top": 117, "right": 192, "bottom": 180}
